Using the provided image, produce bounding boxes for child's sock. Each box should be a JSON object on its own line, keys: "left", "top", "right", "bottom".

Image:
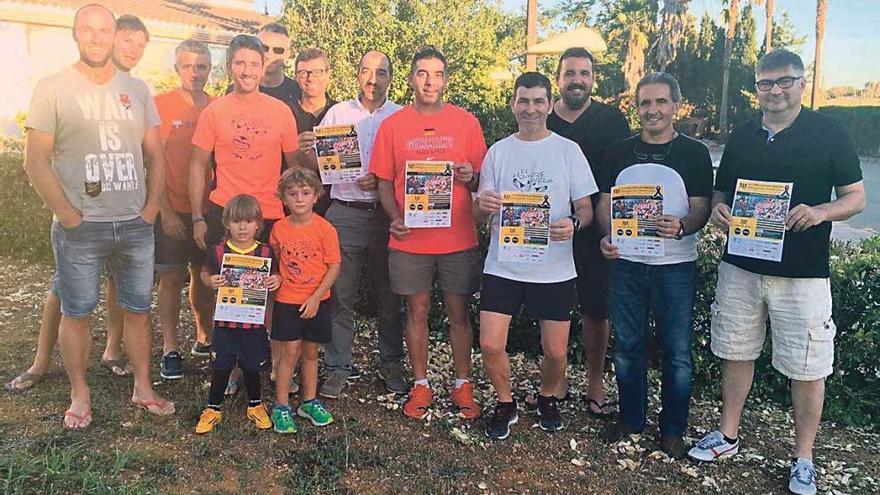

{"left": 454, "top": 379, "right": 468, "bottom": 390}
{"left": 208, "top": 368, "right": 234, "bottom": 407}
{"left": 414, "top": 378, "right": 429, "bottom": 388}
{"left": 242, "top": 368, "right": 261, "bottom": 406}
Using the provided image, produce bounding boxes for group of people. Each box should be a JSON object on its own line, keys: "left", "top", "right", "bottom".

{"left": 7, "top": 4, "right": 866, "bottom": 495}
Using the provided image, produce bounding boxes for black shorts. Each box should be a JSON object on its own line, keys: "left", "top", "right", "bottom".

{"left": 154, "top": 212, "right": 202, "bottom": 272}
{"left": 480, "top": 274, "right": 575, "bottom": 322}
{"left": 210, "top": 327, "right": 271, "bottom": 372}
{"left": 272, "top": 301, "right": 332, "bottom": 343}
{"left": 198, "top": 202, "right": 278, "bottom": 264}
{"left": 574, "top": 224, "right": 610, "bottom": 319}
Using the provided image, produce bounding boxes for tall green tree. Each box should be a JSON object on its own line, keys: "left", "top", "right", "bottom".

{"left": 811, "top": 0, "right": 828, "bottom": 109}
{"left": 719, "top": 0, "right": 741, "bottom": 142}
{"left": 654, "top": 0, "right": 691, "bottom": 71}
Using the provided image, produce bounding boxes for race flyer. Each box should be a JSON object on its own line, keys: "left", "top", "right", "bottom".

{"left": 214, "top": 254, "right": 272, "bottom": 325}
{"left": 314, "top": 124, "right": 362, "bottom": 184}
{"left": 498, "top": 191, "right": 551, "bottom": 264}
{"left": 610, "top": 184, "right": 665, "bottom": 257}
{"left": 727, "top": 179, "right": 792, "bottom": 262}
{"left": 404, "top": 160, "right": 454, "bottom": 228}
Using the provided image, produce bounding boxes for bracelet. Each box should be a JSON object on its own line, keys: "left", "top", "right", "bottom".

{"left": 192, "top": 216, "right": 206, "bottom": 224}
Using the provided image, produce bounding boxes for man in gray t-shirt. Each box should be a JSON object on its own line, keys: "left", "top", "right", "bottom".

{"left": 22, "top": 4, "right": 173, "bottom": 429}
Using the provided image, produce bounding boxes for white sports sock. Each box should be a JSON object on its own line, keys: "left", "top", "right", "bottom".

{"left": 415, "top": 378, "right": 429, "bottom": 388}
{"left": 454, "top": 379, "right": 468, "bottom": 390}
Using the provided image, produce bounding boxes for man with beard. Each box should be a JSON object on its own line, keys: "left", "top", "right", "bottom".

{"left": 298, "top": 50, "right": 406, "bottom": 398}
{"left": 23, "top": 3, "right": 173, "bottom": 427}
{"left": 545, "top": 47, "right": 630, "bottom": 416}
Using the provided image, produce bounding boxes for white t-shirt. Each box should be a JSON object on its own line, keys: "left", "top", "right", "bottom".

{"left": 479, "top": 132, "right": 598, "bottom": 283}
{"left": 319, "top": 98, "right": 402, "bottom": 201}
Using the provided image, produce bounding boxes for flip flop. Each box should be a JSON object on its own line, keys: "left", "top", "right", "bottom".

{"left": 131, "top": 398, "right": 175, "bottom": 416}
{"left": 587, "top": 398, "right": 615, "bottom": 419}
{"left": 100, "top": 357, "right": 132, "bottom": 377}
{"left": 63, "top": 409, "right": 93, "bottom": 430}
{"left": 5, "top": 370, "right": 45, "bottom": 392}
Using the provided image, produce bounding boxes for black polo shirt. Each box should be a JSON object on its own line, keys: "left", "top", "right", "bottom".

{"left": 715, "top": 108, "right": 862, "bottom": 278}
{"left": 547, "top": 99, "right": 632, "bottom": 188}
{"left": 292, "top": 96, "right": 337, "bottom": 134}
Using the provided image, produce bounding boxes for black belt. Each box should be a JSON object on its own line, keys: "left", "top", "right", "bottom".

{"left": 333, "top": 199, "right": 380, "bottom": 212}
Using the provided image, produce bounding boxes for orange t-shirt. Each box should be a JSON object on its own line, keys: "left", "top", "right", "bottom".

{"left": 155, "top": 89, "right": 212, "bottom": 213}
{"left": 270, "top": 214, "right": 341, "bottom": 305}
{"left": 191, "top": 91, "right": 298, "bottom": 219}
{"left": 369, "top": 104, "right": 487, "bottom": 254}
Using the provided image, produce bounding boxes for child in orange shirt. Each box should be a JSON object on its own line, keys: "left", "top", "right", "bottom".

{"left": 269, "top": 168, "right": 341, "bottom": 433}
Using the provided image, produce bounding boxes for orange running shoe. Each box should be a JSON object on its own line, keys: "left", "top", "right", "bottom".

{"left": 403, "top": 384, "right": 433, "bottom": 419}
{"left": 451, "top": 382, "right": 481, "bottom": 419}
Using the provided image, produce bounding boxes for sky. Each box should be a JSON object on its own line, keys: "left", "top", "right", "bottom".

{"left": 261, "top": 0, "right": 879, "bottom": 87}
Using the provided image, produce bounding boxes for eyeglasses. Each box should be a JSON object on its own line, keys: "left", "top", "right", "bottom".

{"left": 295, "top": 68, "right": 327, "bottom": 79}
{"left": 634, "top": 139, "right": 674, "bottom": 161}
{"left": 262, "top": 44, "right": 286, "bottom": 55}
{"left": 755, "top": 76, "right": 803, "bottom": 92}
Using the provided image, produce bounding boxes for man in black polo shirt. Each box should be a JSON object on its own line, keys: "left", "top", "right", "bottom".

{"left": 226, "top": 23, "right": 301, "bottom": 109}
{"left": 546, "top": 47, "right": 630, "bottom": 416}
{"left": 689, "top": 50, "right": 865, "bottom": 495}
{"left": 293, "top": 47, "right": 338, "bottom": 215}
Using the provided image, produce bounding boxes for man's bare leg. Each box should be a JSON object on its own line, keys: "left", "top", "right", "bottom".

{"left": 9, "top": 289, "right": 61, "bottom": 389}
{"left": 443, "top": 292, "right": 473, "bottom": 381}
{"left": 582, "top": 313, "right": 609, "bottom": 407}
{"left": 719, "top": 359, "right": 755, "bottom": 439}
{"left": 58, "top": 315, "right": 92, "bottom": 428}
{"left": 404, "top": 293, "right": 431, "bottom": 381}
{"left": 540, "top": 320, "right": 571, "bottom": 397}
{"left": 189, "top": 264, "right": 213, "bottom": 346}
{"left": 157, "top": 269, "right": 185, "bottom": 354}
{"left": 101, "top": 279, "right": 127, "bottom": 372}
{"left": 479, "top": 311, "right": 513, "bottom": 402}
{"left": 792, "top": 378, "right": 824, "bottom": 460}
{"left": 125, "top": 310, "right": 174, "bottom": 415}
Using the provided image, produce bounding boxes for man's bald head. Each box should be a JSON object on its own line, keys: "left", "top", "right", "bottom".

{"left": 72, "top": 3, "right": 116, "bottom": 68}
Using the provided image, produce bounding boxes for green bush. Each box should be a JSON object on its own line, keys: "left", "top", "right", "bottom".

{"left": 0, "top": 153, "right": 53, "bottom": 263}
{"left": 818, "top": 106, "right": 880, "bottom": 157}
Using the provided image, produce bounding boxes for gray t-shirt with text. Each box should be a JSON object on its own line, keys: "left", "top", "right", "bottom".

{"left": 25, "top": 67, "right": 159, "bottom": 222}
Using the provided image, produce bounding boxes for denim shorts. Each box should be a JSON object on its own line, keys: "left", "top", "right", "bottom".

{"left": 51, "top": 218, "right": 155, "bottom": 318}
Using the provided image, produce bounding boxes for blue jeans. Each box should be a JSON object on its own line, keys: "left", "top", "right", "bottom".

{"left": 51, "top": 218, "right": 155, "bottom": 318}
{"left": 609, "top": 259, "right": 696, "bottom": 437}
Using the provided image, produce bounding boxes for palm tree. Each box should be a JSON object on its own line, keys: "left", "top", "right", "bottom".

{"left": 754, "top": 0, "right": 775, "bottom": 52}
{"left": 719, "top": 0, "right": 740, "bottom": 142}
{"left": 654, "top": 0, "right": 691, "bottom": 71}
{"left": 811, "top": 0, "right": 827, "bottom": 109}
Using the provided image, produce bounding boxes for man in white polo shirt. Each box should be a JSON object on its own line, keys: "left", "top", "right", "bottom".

{"left": 299, "top": 50, "right": 405, "bottom": 398}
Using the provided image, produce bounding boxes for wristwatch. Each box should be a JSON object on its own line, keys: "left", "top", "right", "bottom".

{"left": 568, "top": 215, "right": 581, "bottom": 232}
{"left": 674, "top": 218, "right": 685, "bottom": 240}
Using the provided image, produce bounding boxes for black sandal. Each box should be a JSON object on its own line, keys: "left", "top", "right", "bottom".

{"left": 587, "top": 398, "right": 615, "bottom": 419}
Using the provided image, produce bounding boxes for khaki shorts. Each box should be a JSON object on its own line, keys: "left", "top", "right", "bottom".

{"left": 388, "top": 249, "right": 480, "bottom": 295}
{"left": 710, "top": 262, "right": 836, "bottom": 381}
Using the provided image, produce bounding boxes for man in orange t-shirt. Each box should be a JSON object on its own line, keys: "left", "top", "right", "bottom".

{"left": 189, "top": 34, "right": 300, "bottom": 255}
{"left": 152, "top": 39, "right": 215, "bottom": 378}
{"left": 370, "top": 46, "right": 487, "bottom": 420}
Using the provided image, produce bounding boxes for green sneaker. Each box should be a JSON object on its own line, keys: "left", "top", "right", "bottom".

{"left": 271, "top": 405, "right": 298, "bottom": 434}
{"left": 297, "top": 399, "right": 334, "bottom": 427}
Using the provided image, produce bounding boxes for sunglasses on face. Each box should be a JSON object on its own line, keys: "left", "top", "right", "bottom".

{"left": 262, "top": 45, "right": 286, "bottom": 55}
{"left": 755, "top": 76, "right": 803, "bottom": 91}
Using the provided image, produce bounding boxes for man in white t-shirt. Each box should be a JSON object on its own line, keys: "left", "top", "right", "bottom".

{"left": 474, "top": 72, "right": 596, "bottom": 440}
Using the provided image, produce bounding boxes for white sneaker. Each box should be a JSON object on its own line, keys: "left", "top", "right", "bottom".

{"left": 789, "top": 458, "right": 817, "bottom": 495}
{"left": 687, "top": 430, "right": 740, "bottom": 462}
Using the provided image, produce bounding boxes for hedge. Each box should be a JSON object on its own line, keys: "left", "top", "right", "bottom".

{"left": 818, "top": 106, "right": 880, "bottom": 157}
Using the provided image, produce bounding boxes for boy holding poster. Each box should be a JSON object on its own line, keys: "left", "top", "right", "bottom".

{"left": 196, "top": 195, "right": 280, "bottom": 434}
{"left": 475, "top": 72, "right": 596, "bottom": 439}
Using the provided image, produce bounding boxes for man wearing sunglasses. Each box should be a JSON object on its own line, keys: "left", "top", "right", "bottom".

{"left": 689, "top": 50, "right": 865, "bottom": 495}
{"left": 595, "top": 72, "right": 713, "bottom": 458}
{"left": 226, "top": 23, "right": 302, "bottom": 113}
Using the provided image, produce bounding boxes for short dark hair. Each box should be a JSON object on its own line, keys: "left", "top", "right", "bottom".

{"left": 116, "top": 14, "right": 148, "bottom": 40}
{"left": 513, "top": 72, "right": 552, "bottom": 101}
{"left": 411, "top": 45, "right": 447, "bottom": 72}
{"left": 278, "top": 168, "right": 324, "bottom": 199}
{"left": 359, "top": 49, "right": 393, "bottom": 77}
{"left": 756, "top": 49, "right": 805, "bottom": 76}
{"left": 226, "top": 34, "right": 264, "bottom": 65}
{"left": 636, "top": 72, "right": 682, "bottom": 103}
{"left": 555, "top": 47, "right": 595, "bottom": 78}
{"left": 259, "top": 22, "right": 289, "bottom": 37}
{"left": 295, "top": 47, "right": 330, "bottom": 70}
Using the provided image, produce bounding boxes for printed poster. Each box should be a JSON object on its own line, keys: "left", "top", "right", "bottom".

{"left": 404, "top": 160, "right": 454, "bottom": 228}
{"left": 314, "top": 124, "right": 362, "bottom": 184}
{"left": 498, "top": 191, "right": 551, "bottom": 264}
{"left": 728, "top": 179, "right": 792, "bottom": 262}
{"left": 610, "top": 184, "right": 665, "bottom": 257}
{"left": 214, "top": 254, "right": 272, "bottom": 325}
